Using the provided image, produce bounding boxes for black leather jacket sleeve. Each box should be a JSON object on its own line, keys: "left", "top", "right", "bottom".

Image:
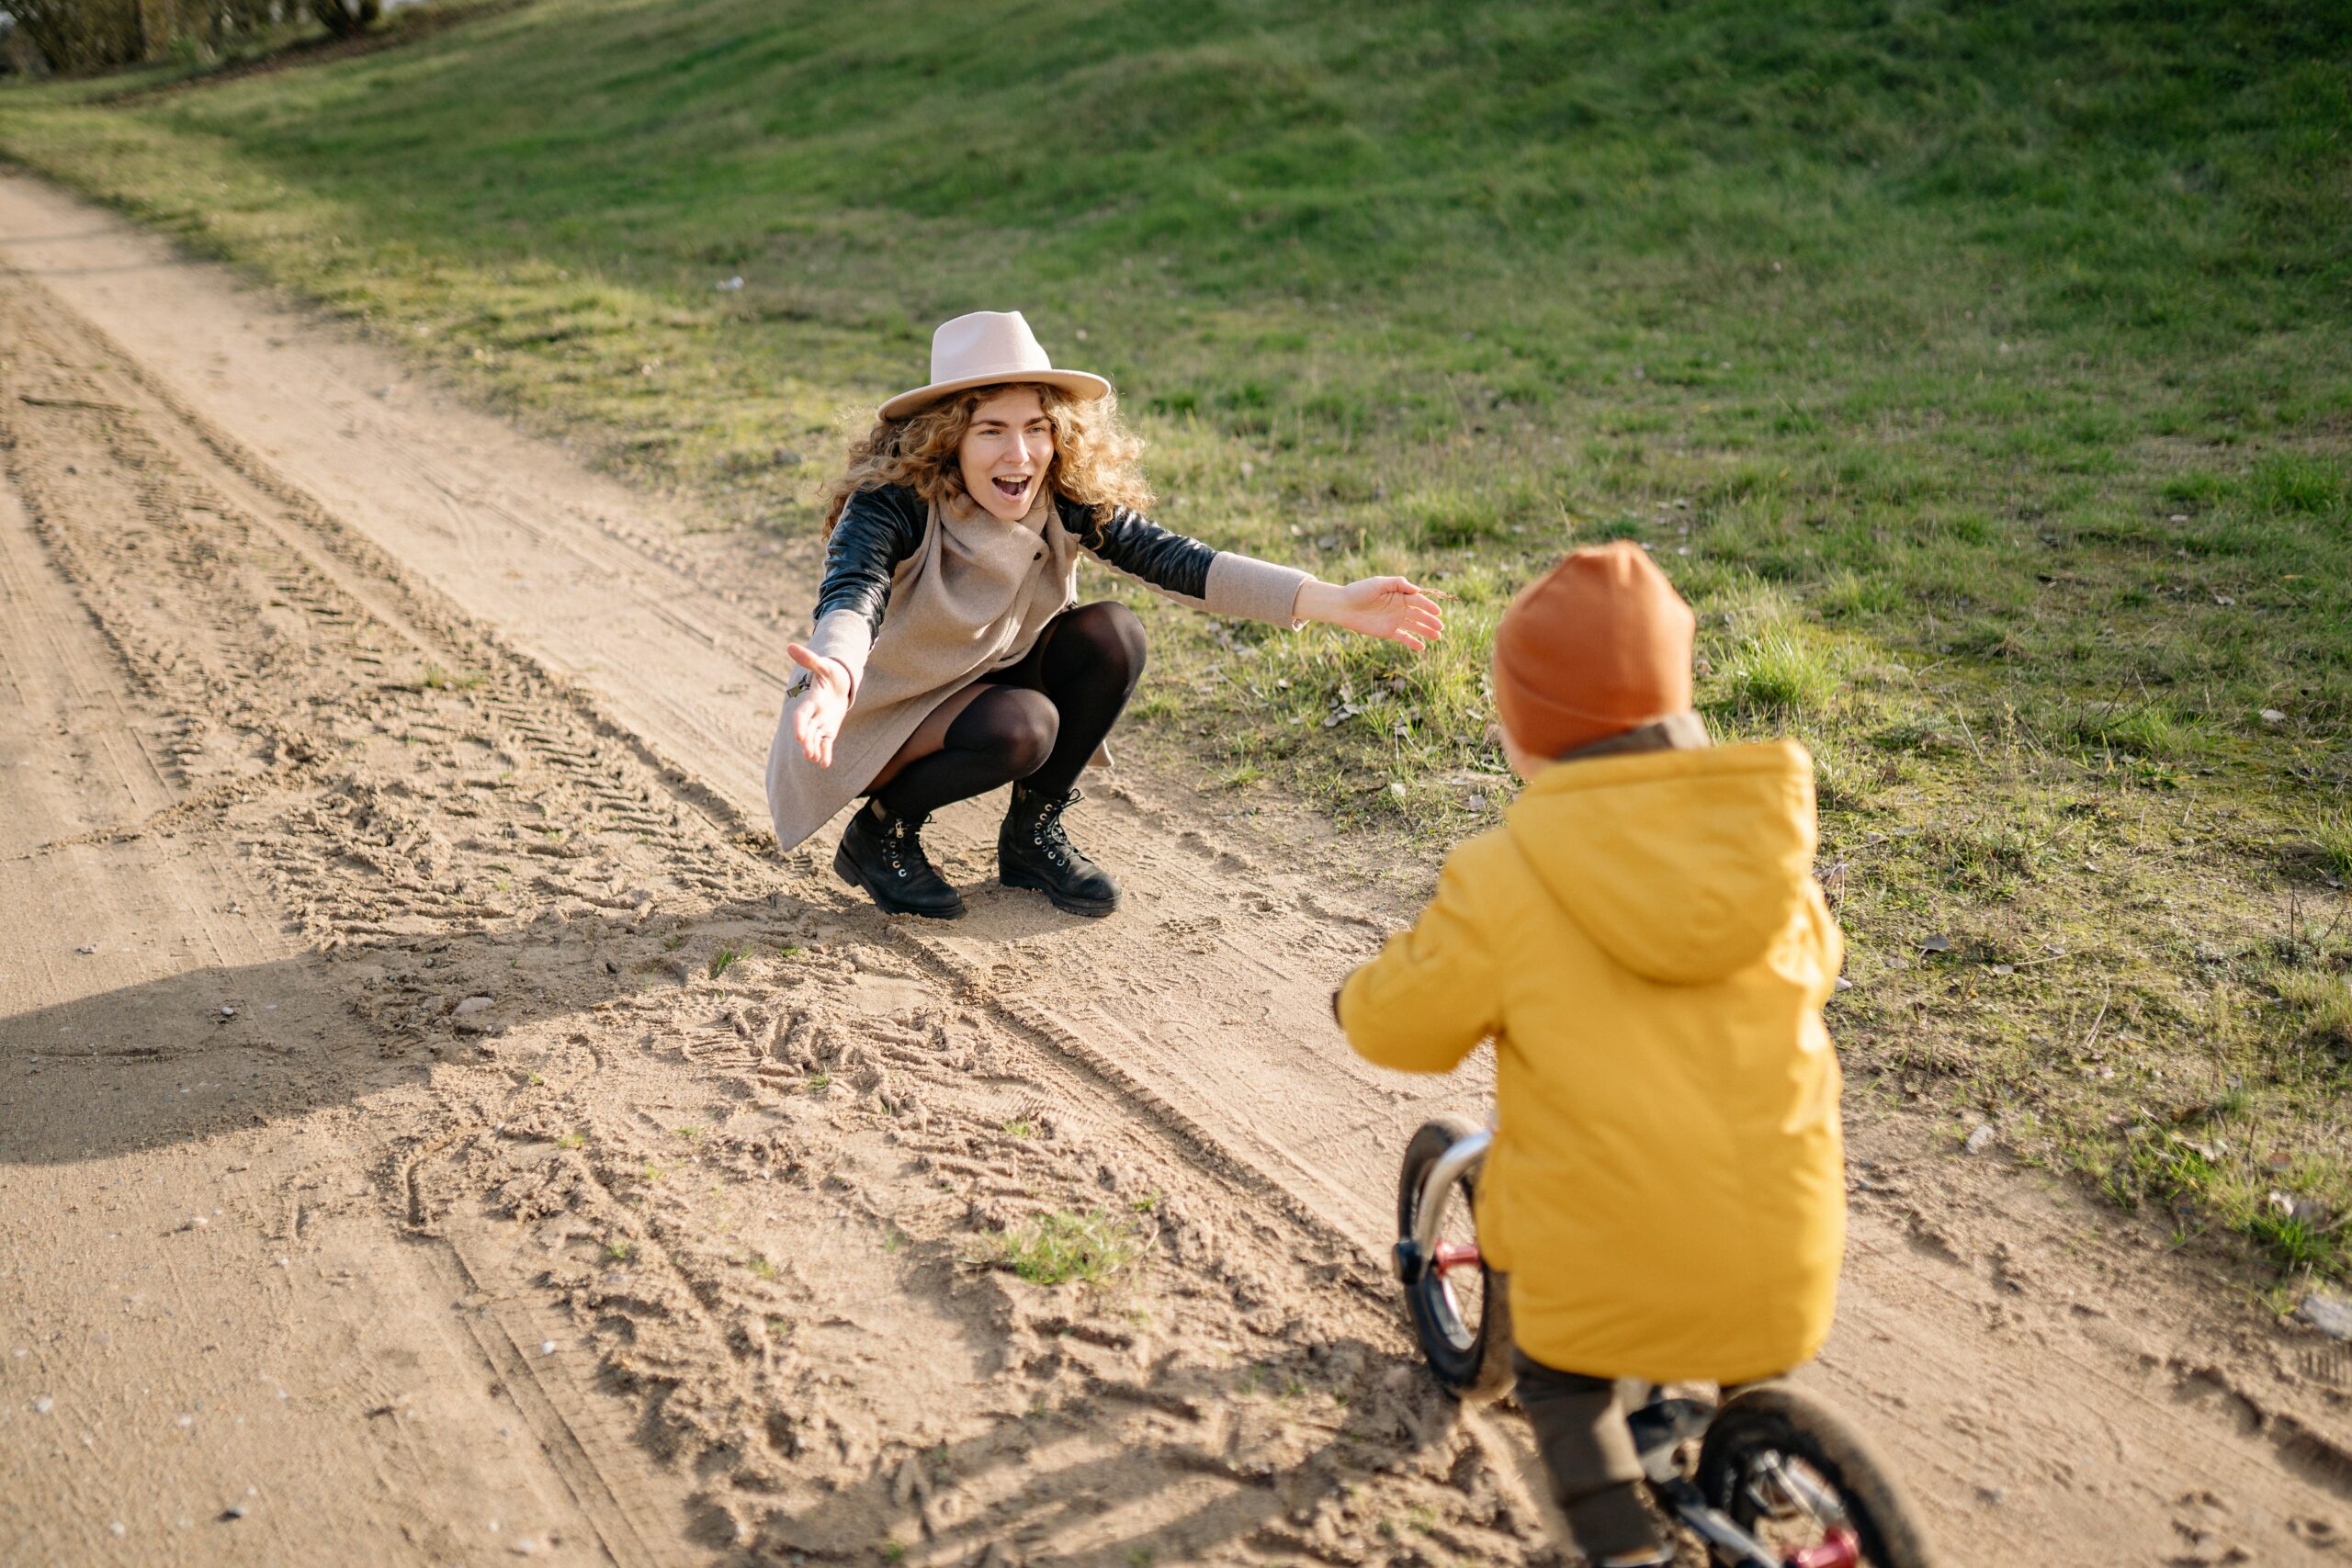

{"left": 812, "top": 484, "right": 929, "bottom": 632}
{"left": 1058, "top": 498, "right": 1214, "bottom": 600}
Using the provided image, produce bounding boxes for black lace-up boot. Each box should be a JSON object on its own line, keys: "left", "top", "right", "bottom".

{"left": 834, "top": 798, "right": 965, "bottom": 919}
{"left": 998, "top": 784, "right": 1121, "bottom": 916}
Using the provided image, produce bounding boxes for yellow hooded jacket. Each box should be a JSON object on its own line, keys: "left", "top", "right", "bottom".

{"left": 1339, "top": 739, "right": 1845, "bottom": 1385}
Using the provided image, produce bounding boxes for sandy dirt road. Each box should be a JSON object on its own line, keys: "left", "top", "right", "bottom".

{"left": 2, "top": 170, "right": 2348, "bottom": 1567}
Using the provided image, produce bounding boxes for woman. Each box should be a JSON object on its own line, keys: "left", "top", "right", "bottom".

{"left": 768, "top": 310, "right": 1442, "bottom": 919}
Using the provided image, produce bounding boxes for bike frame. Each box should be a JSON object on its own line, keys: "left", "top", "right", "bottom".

{"left": 1394, "top": 1124, "right": 1862, "bottom": 1568}
{"left": 1393, "top": 1127, "right": 1490, "bottom": 1285}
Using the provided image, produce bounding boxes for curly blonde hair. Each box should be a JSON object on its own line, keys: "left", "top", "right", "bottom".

{"left": 821, "top": 382, "right": 1155, "bottom": 539}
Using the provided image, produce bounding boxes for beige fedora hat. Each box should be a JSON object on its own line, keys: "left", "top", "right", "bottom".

{"left": 879, "top": 310, "right": 1112, "bottom": 421}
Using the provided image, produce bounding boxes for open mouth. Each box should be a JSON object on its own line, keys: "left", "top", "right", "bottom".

{"left": 991, "top": 475, "right": 1032, "bottom": 504}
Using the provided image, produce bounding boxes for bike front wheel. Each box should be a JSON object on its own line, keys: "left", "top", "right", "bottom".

{"left": 1396, "top": 1115, "right": 1514, "bottom": 1403}
{"left": 1694, "top": 1382, "right": 1936, "bottom": 1568}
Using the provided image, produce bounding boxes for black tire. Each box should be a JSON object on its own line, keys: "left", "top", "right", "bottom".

{"left": 1396, "top": 1114, "right": 1514, "bottom": 1403}
{"left": 1695, "top": 1382, "right": 1936, "bottom": 1568}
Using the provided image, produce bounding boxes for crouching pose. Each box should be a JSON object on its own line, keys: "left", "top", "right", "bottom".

{"left": 769, "top": 310, "right": 1443, "bottom": 918}
{"left": 1336, "top": 544, "right": 1847, "bottom": 1566}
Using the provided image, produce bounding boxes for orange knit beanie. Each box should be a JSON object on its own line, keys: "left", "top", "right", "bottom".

{"left": 1492, "top": 542, "right": 1696, "bottom": 758}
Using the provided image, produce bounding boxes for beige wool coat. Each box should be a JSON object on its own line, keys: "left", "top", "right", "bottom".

{"left": 763, "top": 489, "right": 1312, "bottom": 852}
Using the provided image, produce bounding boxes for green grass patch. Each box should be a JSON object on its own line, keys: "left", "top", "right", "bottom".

{"left": 707, "top": 947, "right": 741, "bottom": 979}
{"left": 978, "top": 1209, "right": 1142, "bottom": 1287}
{"left": 2275, "top": 970, "right": 2352, "bottom": 1050}
{"left": 415, "top": 662, "right": 484, "bottom": 692}
{"left": 1713, "top": 628, "right": 1840, "bottom": 722}
{"left": 2303, "top": 809, "right": 2352, "bottom": 885}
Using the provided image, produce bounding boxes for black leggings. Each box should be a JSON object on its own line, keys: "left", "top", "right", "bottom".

{"left": 873, "top": 602, "right": 1146, "bottom": 819}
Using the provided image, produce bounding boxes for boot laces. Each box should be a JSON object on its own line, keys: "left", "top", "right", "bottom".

{"left": 1027, "top": 788, "right": 1080, "bottom": 867}
{"left": 882, "top": 813, "right": 931, "bottom": 881}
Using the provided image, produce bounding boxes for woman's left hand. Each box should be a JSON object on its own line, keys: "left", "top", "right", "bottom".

{"left": 1297, "top": 576, "right": 1447, "bottom": 651}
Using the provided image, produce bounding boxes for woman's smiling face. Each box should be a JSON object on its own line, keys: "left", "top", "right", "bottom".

{"left": 956, "top": 386, "right": 1056, "bottom": 522}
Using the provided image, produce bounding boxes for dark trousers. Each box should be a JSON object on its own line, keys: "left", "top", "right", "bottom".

{"left": 1511, "top": 1349, "right": 1662, "bottom": 1562}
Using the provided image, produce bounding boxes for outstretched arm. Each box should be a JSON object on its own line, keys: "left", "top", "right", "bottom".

{"left": 811, "top": 485, "right": 929, "bottom": 644}
{"left": 786, "top": 486, "right": 927, "bottom": 767}
{"left": 1337, "top": 851, "right": 1498, "bottom": 1075}
{"left": 1069, "top": 501, "right": 1444, "bottom": 646}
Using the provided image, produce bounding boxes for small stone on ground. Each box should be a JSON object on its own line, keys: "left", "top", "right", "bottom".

{"left": 2297, "top": 1292, "right": 2352, "bottom": 1341}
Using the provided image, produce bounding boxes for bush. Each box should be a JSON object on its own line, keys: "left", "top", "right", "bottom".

{"left": 311, "top": 0, "right": 383, "bottom": 39}
{"left": 8, "top": 0, "right": 143, "bottom": 74}
{"left": 9, "top": 0, "right": 296, "bottom": 76}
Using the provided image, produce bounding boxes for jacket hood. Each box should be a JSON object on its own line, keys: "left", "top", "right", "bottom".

{"left": 1503, "top": 739, "right": 1818, "bottom": 986}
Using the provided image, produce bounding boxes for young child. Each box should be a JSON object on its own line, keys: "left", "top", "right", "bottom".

{"left": 1336, "top": 543, "right": 1846, "bottom": 1567}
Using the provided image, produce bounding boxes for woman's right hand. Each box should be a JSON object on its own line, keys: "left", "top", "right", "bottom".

{"left": 786, "top": 644, "right": 851, "bottom": 767}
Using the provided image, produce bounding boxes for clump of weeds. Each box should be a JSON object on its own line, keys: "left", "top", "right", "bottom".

{"left": 977, "top": 1210, "right": 1142, "bottom": 1286}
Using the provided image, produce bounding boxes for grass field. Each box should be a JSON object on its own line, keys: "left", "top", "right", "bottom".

{"left": 5, "top": 0, "right": 2350, "bottom": 1290}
